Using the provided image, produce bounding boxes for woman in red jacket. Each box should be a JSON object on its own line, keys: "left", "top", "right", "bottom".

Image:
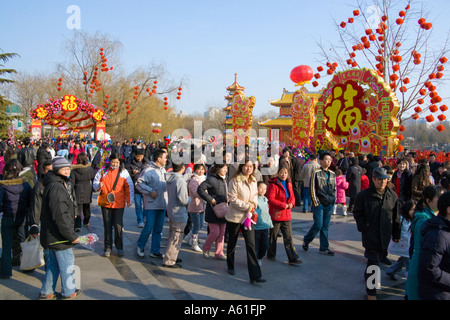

{"left": 266, "top": 166, "right": 302, "bottom": 265}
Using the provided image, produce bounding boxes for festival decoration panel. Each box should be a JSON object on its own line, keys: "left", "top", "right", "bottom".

{"left": 231, "top": 91, "right": 256, "bottom": 146}
{"left": 291, "top": 87, "right": 315, "bottom": 148}
{"left": 314, "top": 68, "right": 400, "bottom": 156}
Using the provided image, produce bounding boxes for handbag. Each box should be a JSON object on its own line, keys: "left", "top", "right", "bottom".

{"left": 20, "top": 236, "right": 45, "bottom": 271}
{"left": 212, "top": 179, "right": 228, "bottom": 218}
{"left": 106, "top": 169, "right": 121, "bottom": 204}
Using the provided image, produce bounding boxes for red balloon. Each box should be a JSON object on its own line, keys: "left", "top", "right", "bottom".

{"left": 290, "top": 65, "right": 313, "bottom": 85}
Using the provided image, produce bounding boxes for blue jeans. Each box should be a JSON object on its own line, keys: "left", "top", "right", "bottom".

{"left": 57, "top": 149, "right": 69, "bottom": 158}
{"left": 302, "top": 186, "right": 312, "bottom": 212}
{"left": 137, "top": 209, "right": 165, "bottom": 254}
{"left": 303, "top": 203, "right": 334, "bottom": 251}
{"left": 41, "top": 248, "right": 76, "bottom": 297}
{"left": 0, "top": 216, "right": 26, "bottom": 278}
{"left": 190, "top": 212, "right": 204, "bottom": 235}
{"left": 134, "top": 193, "right": 144, "bottom": 224}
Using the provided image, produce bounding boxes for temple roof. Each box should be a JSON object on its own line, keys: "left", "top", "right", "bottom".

{"left": 226, "top": 73, "right": 245, "bottom": 92}
{"left": 269, "top": 89, "right": 322, "bottom": 107}
{"left": 259, "top": 116, "right": 293, "bottom": 127}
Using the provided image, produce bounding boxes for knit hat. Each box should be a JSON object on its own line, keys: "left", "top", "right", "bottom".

{"left": 52, "top": 156, "right": 71, "bottom": 171}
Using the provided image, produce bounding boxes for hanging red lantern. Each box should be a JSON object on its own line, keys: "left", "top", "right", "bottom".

{"left": 290, "top": 65, "right": 314, "bottom": 86}
{"left": 399, "top": 125, "right": 405, "bottom": 132}
{"left": 164, "top": 107, "right": 168, "bottom": 110}
{"left": 436, "top": 124, "right": 445, "bottom": 132}
{"left": 317, "top": 66, "right": 323, "bottom": 72}
{"left": 340, "top": 21, "right": 346, "bottom": 28}
{"left": 438, "top": 114, "right": 447, "bottom": 121}
{"left": 353, "top": 10, "right": 360, "bottom": 16}
{"left": 412, "top": 114, "right": 419, "bottom": 120}
{"left": 414, "top": 107, "right": 422, "bottom": 113}
{"left": 398, "top": 145, "right": 404, "bottom": 152}
{"left": 176, "top": 96, "right": 181, "bottom": 100}
{"left": 397, "top": 134, "right": 404, "bottom": 141}
{"left": 396, "top": 18, "right": 404, "bottom": 25}
{"left": 429, "top": 105, "right": 439, "bottom": 113}
{"left": 426, "top": 115, "right": 435, "bottom": 122}
{"left": 440, "top": 57, "right": 448, "bottom": 64}
{"left": 440, "top": 105, "right": 448, "bottom": 112}
{"left": 312, "top": 81, "right": 319, "bottom": 87}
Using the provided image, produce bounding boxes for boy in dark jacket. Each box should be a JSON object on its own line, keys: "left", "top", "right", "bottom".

{"left": 39, "top": 157, "right": 80, "bottom": 300}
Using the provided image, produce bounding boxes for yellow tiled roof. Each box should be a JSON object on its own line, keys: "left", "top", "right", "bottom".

{"left": 259, "top": 117, "right": 293, "bottom": 127}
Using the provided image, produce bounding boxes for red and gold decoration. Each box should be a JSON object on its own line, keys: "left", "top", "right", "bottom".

{"left": 31, "top": 95, "right": 107, "bottom": 134}
{"left": 313, "top": 68, "right": 400, "bottom": 156}
{"left": 291, "top": 86, "right": 316, "bottom": 148}
{"left": 230, "top": 91, "right": 256, "bottom": 146}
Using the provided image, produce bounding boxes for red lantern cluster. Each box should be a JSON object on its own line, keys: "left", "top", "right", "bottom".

{"left": 152, "top": 128, "right": 162, "bottom": 134}
{"left": 57, "top": 77, "right": 62, "bottom": 92}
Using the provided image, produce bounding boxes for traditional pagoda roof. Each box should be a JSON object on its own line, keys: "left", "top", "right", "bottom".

{"left": 226, "top": 73, "right": 245, "bottom": 92}
{"left": 259, "top": 116, "right": 293, "bottom": 127}
{"left": 268, "top": 89, "right": 322, "bottom": 107}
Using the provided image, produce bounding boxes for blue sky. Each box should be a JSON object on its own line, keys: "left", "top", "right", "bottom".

{"left": 1, "top": 0, "right": 449, "bottom": 117}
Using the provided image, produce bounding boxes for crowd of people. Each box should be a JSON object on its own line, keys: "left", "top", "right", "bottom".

{"left": 0, "top": 136, "right": 449, "bottom": 300}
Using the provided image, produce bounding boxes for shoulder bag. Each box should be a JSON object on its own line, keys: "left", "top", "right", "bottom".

{"left": 212, "top": 179, "right": 228, "bottom": 218}
{"left": 106, "top": 170, "right": 121, "bottom": 204}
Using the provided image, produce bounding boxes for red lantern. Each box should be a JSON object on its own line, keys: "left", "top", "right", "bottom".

{"left": 438, "top": 114, "right": 447, "bottom": 121}
{"left": 290, "top": 65, "right": 314, "bottom": 86}
{"left": 353, "top": 10, "right": 360, "bottom": 16}
{"left": 397, "top": 134, "right": 404, "bottom": 141}
{"left": 399, "top": 125, "right": 405, "bottom": 132}
{"left": 440, "top": 57, "right": 448, "bottom": 64}
{"left": 429, "top": 105, "right": 439, "bottom": 113}
{"left": 426, "top": 115, "right": 435, "bottom": 122}
{"left": 436, "top": 124, "right": 445, "bottom": 132}
{"left": 440, "top": 105, "right": 448, "bottom": 112}
{"left": 396, "top": 18, "right": 404, "bottom": 25}
{"left": 414, "top": 107, "right": 422, "bottom": 113}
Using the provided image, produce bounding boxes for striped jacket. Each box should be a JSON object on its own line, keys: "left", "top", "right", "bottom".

{"left": 310, "top": 167, "right": 336, "bottom": 207}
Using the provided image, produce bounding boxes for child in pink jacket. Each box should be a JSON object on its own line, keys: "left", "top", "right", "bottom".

{"left": 334, "top": 169, "right": 349, "bottom": 216}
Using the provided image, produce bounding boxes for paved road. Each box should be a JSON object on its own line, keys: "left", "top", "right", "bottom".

{"left": 0, "top": 196, "right": 407, "bottom": 301}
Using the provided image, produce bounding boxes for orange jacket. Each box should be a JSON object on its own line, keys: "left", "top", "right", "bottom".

{"left": 93, "top": 168, "right": 134, "bottom": 208}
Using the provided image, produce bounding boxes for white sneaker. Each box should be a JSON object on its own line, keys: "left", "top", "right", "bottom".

{"left": 137, "top": 247, "right": 144, "bottom": 258}
{"left": 138, "top": 222, "right": 144, "bottom": 228}
{"left": 191, "top": 236, "right": 202, "bottom": 252}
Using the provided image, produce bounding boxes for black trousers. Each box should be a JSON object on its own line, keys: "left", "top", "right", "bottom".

{"left": 364, "top": 248, "right": 384, "bottom": 296}
{"left": 268, "top": 220, "right": 299, "bottom": 262}
{"left": 101, "top": 207, "right": 124, "bottom": 251}
{"left": 226, "top": 221, "right": 262, "bottom": 281}
{"left": 75, "top": 203, "right": 91, "bottom": 229}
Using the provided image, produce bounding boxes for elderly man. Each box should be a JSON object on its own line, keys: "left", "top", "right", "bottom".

{"left": 353, "top": 167, "right": 401, "bottom": 300}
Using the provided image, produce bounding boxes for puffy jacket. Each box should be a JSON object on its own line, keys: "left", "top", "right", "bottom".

{"left": 71, "top": 164, "right": 96, "bottom": 204}
{"left": 18, "top": 146, "right": 36, "bottom": 168}
{"left": 335, "top": 175, "right": 349, "bottom": 204}
{"left": 165, "top": 172, "right": 189, "bottom": 223}
{"left": 93, "top": 167, "right": 134, "bottom": 208}
{"left": 125, "top": 157, "right": 150, "bottom": 194}
{"left": 266, "top": 177, "right": 295, "bottom": 221}
{"left": 225, "top": 173, "right": 258, "bottom": 224}
{"left": 197, "top": 173, "right": 228, "bottom": 224}
{"left": 310, "top": 167, "right": 336, "bottom": 207}
{"left": 418, "top": 215, "right": 450, "bottom": 300}
{"left": 187, "top": 174, "right": 206, "bottom": 213}
{"left": 0, "top": 177, "right": 32, "bottom": 223}
{"left": 40, "top": 171, "right": 78, "bottom": 250}
{"left": 135, "top": 161, "right": 167, "bottom": 210}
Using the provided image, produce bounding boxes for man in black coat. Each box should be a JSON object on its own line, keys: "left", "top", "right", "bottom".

{"left": 353, "top": 167, "right": 401, "bottom": 300}
{"left": 346, "top": 157, "right": 362, "bottom": 213}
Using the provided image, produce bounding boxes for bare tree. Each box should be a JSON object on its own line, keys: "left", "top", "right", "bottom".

{"left": 313, "top": 0, "right": 449, "bottom": 126}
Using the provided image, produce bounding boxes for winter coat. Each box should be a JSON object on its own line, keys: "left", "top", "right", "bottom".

{"left": 391, "top": 169, "right": 412, "bottom": 201}
{"left": 406, "top": 207, "right": 436, "bottom": 300}
{"left": 69, "top": 147, "right": 83, "bottom": 165}
{"left": 361, "top": 174, "right": 369, "bottom": 190}
{"left": 17, "top": 146, "right": 36, "bottom": 168}
{"left": 40, "top": 171, "right": 78, "bottom": 250}
{"left": 225, "top": 173, "right": 258, "bottom": 224}
{"left": 266, "top": 177, "right": 296, "bottom": 222}
{"left": 135, "top": 161, "right": 167, "bottom": 210}
{"left": 388, "top": 217, "right": 411, "bottom": 257}
{"left": 418, "top": 215, "right": 450, "bottom": 300}
{"left": 93, "top": 167, "right": 134, "bottom": 209}
{"left": 299, "top": 160, "right": 320, "bottom": 186}
{"left": 346, "top": 164, "right": 362, "bottom": 198}
{"left": 353, "top": 185, "right": 400, "bottom": 250}
{"left": 197, "top": 173, "right": 228, "bottom": 224}
{"left": 0, "top": 177, "right": 32, "bottom": 225}
{"left": 255, "top": 195, "right": 273, "bottom": 230}
{"left": 36, "top": 147, "right": 52, "bottom": 177}
{"left": 310, "top": 167, "right": 336, "bottom": 207}
{"left": 335, "top": 175, "right": 349, "bottom": 204}
{"left": 187, "top": 174, "right": 206, "bottom": 213}
{"left": 125, "top": 157, "right": 150, "bottom": 195}
{"left": 165, "top": 172, "right": 189, "bottom": 223}
{"left": 70, "top": 164, "right": 96, "bottom": 204}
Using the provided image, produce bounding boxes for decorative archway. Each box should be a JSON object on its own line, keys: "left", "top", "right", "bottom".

{"left": 30, "top": 94, "right": 107, "bottom": 140}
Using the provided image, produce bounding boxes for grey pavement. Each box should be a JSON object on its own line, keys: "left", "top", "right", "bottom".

{"left": 0, "top": 197, "right": 407, "bottom": 300}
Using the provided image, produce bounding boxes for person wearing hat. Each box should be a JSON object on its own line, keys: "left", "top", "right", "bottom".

{"left": 353, "top": 167, "right": 401, "bottom": 300}
{"left": 39, "top": 156, "right": 81, "bottom": 299}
